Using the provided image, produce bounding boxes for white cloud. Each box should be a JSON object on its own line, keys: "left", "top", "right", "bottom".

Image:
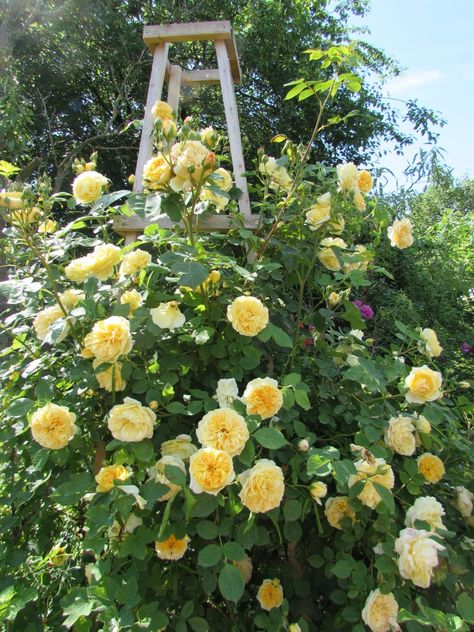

{"left": 385, "top": 70, "right": 444, "bottom": 95}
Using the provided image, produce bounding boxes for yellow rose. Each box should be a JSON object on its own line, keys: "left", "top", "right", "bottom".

{"left": 324, "top": 496, "right": 356, "bottom": 530}
{"left": 329, "top": 215, "right": 345, "bottom": 234}
{"left": 310, "top": 481, "right": 328, "bottom": 505}
{"left": 170, "top": 140, "right": 211, "bottom": 191}
{"left": 93, "top": 359, "right": 126, "bottom": 392}
{"left": 65, "top": 243, "right": 122, "bottom": 283}
{"left": 147, "top": 455, "right": 186, "bottom": 501}
{"left": 143, "top": 154, "right": 172, "bottom": 190}
{"left": 227, "top": 296, "right": 269, "bottom": 337}
{"left": 242, "top": 377, "right": 283, "bottom": 419}
{"left": 189, "top": 447, "right": 235, "bottom": 495}
{"left": 10, "top": 207, "right": 41, "bottom": 225}
{"left": 64, "top": 258, "right": 90, "bottom": 283}
{"left": 49, "top": 545, "right": 68, "bottom": 567}
{"left": 415, "top": 415, "right": 431, "bottom": 434}
{"left": 358, "top": 170, "right": 373, "bottom": 193}
{"left": 395, "top": 527, "right": 445, "bottom": 588}
{"left": 0, "top": 190, "right": 23, "bottom": 209}
{"left": 38, "top": 219, "right": 57, "bottom": 233}
{"left": 120, "top": 249, "right": 152, "bottom": 276}
{"left": 107, "top": 397, "right": 156, "bottom": 442}
{"left": 318, "top": 237, "right": 348, "bottom": 271}
{"left": 30, "top": 403, "right": 77, "bottom": 450}
{"left": 348, "top": 458, "right": 395, "bottom": 509}
{"left": 270, "top": 165, "right": 292, "bottom": 191}
{"left": 161, "top": 434, "right": 198, "bottom": 461}
{"left": 95, "top": 464, "right": 130, "bottom": 492}
{"left": 238, "top": 459, "right": 284, "bottom": 513}
{"left": 59, "top": 289, "right": 84, "bottom": 309}
{"left": 405, "top": 496, "right": 446, "bottom": 531}
{"left": 361, "top": 589, "right": 399, "bottom": 632}
{"left": 196, "top": 408, "right": 249, "bottom": 456}
{"left": 305, "top": 192, "right": 331, "bottom": 230}
{"left": 328, "top": 291, "right": 342, "bottom": 307}
{"left": 257, "top": 578, "right": 284, "bottom": 611}
{"left": 155, "top": 534, "right": 190, "bottom": 561}
{"left": 151, "top": 100, "right": 174, "bottom": 121}
{"left": 417, "top": 453, "right": 445, "bottom": 484}
{"left": 201, "top": 126, "right": 218, "bottom": 147}
{"left": 200, "top": 186, "right": 229, "bottom": 211}
{"left": 384, "top": 415, "right": 416, "bottom": 456}
{"left": 405, "top": 366, "right": 442, "bottom": 404}
{"left": 233, "top": 555, "right": 253, "bottom": 584}
{"left": 337, "top": 162, "right": 359, "bottom": 192}
{"left": 150, "top": 301, "right": 185, "bottom": 329}
{"left": 33, "top": 305, "right": 66, "bottom": 342}
{"left": 212, "top": 167, "right": 233, "bottom": 192}
{"left": 120, "top": 289, "right": 143, "bottom": 314}
{"left": 387, "top": 217, "right": 414, "bottom": 249}
{"left": 343, "top": 244, "right": 370, "bottom": 273}
{"left": 289, "top": 625, "right": 301, "bottom": 632}
{"left": 353, "top": 189, "right": 366, "bottom": 211}
{"left": 419, "top": 328, "right": 442, "bottom": 358}
{"left": 72, "top": 170, "right": 108, "bottom": 204}
{"left": 454, "top": 486, "right": 473, "bottom": 518}
{"left": 82, "top": 316, "right": 132, "bottom": 363}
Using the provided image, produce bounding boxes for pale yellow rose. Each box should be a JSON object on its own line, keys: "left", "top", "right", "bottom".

{"left": 358, "top": 170, "right": 373, "bottom": 193}
{"left": 212, "top": 167, "right": 233, "bottom": 192}
{"left": 415, "top": 415, "right": 431, "bottom": 434}
{"left": 63, "top": 258, "right": 90, "bottom": 283}
{"left": 405, "top": 496, "right": 446, "bottom": 531}
{"left": 289, "top": 625, "right": 302, "bottom": 632}
{"left": 328, "top": 291, "right": 342, "bottom": 307}
{"left": 454, "top": 486, "right": 473, "bottom": 517}
{"left": 107, "top": 514, "right": 143, "bottom": 541}
{"left": 259, "top": 156, "right": 278, "bottom": 177}
{"left": 394, "top": 527, "right": 445, "bottom": 588}
{"left": 49, "top": 545, "right": 68, "bottom": 567}
{"left": 215, "top": 378, "right": 239, "bottom": 408}
{"left": 189, "top": 447, "right": 235, "bottom": 495}
{"left": 196, "top": 408, "right": 249, "bottom": 456}
{"left": 362, "top": 589, "right": 399, "bottom": 632}
{"left": 329, "top": 215, "right": 345, "bottom": 234}
{"left": 72, "top": 170, "right": 108, "bottom": 204}
{"left": 337, "top": 162, "right": 359, "bottom": 192}
{"left": 10, "top": 207, "right": 41, "bottom": 225}
{"left": 353, "top": 189, "right": 366, "bottom": 211}
{"left": 348, "top": 458, "right": 395, "bottom": 509}
{"left": 270, "top": 165, "right": 292, "bottom": 191}
{"left": 33, "top": 305, "right": 68, "bottom": 342}
{"left": 318, "top": 237, "right": 348, "bottom": 271}
{"left": 151, "top": 100, "right": 174, "bottom": 121}
{"left": 170, "top": 140, "right": 211, "bottom": 191}
{"left": 257, "top": 578, "right": 284, "bottom": 611}
{"left": 227, "top": 296, "right": 269, "bottom": 337}
{"left": 82, "top": 316, "right": 132, "bottom": 363}
{"left": 147, "top": 455, "right": 186, "bottom": 501}
{"left": 388, "top": 217, "right": 414, "bottom": 249}
{"left": 324, "top": 496, "right": 356, "bottom": 530}
{"left": 107, "top": 397, "right": 156, "bottom": 442}
{"left": 150, "top": 301, "right": 185, "bottom": 329}
{"left": 405, "top": 366, "right": 442, "bottom": 404}
{"left": 233, "top": 555, "right": 253, "bottom": 584}
{"left": 120, "top": 249, "right": 152, "bottom": 276}
{"left": 155, "top": 534, "right": 190, "bottom": 561}
{"left": 30, "top": 403, "right": 77, "bottom": 450}
{"left": 162, "top": 119, "right": 177, "bottom": 139}
{"left": 38, "top": 219, "right": 57, "bottom": 233}
{"left": 200, "top": 126, "right": 218, "bottom": 147}
{"left": 143, "top": 154, "right": 172, "bottom": 190}
{"left": 417, "top": 453, "right": 445, "bottom": 484}
{"left": 310, "top": 481, "right": 328, "bottom": 505}
{"left": 65, "top": 243, "right": 122, "bottom": 283}
{"left": 95, "top": 464, "right": 130, "bottom": 492}
{"left": 161, "top": 434, "right": 198, "bottom": 461}
{"left": 0, "top": 190, "right": 23, "bottom": 209}
{"left": 242, "top": 377, "right": 283, "bottom": 420}
{"left": 344, "top": 244, "right": 370, "bottom": 273}
{"left": 419, "top": 328, "right": 442, "bottom": 358}
{"left": 384, "top": 415, "right": 416, "bottom": 456}
{"left": 238, "top": 459, "right": 284, "bottom": 513}
{"left": 120, "top": 289, "right": 143, "bottom": 314}
{"left": 200, "top": 186, "right": 229, "bottom": 211}
{"left": 93, "top": 359, "right": 126, "bottom": 392}
{"left": 305, "top": 192, "right": 331, "bottom": 230}
{"left": 59, "top": 289, "right": 84, "bottom": 309}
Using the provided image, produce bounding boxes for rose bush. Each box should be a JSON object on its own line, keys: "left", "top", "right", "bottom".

{"left": 0, "top": 46, "right": 473, "bottom": 632}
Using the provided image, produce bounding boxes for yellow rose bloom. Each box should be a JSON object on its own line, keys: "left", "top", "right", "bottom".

{"left": 10, "top": 207, "right": 41, "bottom": 225}
{"left": 405, "top": 366, "right": 442, "bottom": 404}
{"left": 289, "top": 625, "right": 301, "bottom": 632}
{"left": 405, "top": 496, "right": 446, "bottom": 531}
{"left": 337, "top": 162, "right": 359, "bottom": 192}
{"left": 120, "top": 289, "right": 143, "bottom": 314}
{"left": 0, "top": 190, "right": 23, "bottom": 209}
{"left": 65, "top": 243, "right": 122, "bottom": 283}
{"left": 227, "top": 296, "right": 269, "bottom": 337}
{"left": 419, "top": 328, "right": 442, "bottom": 358}
{"left": 233, "top": 555, "right": 253, "bottom": 584}
{"left": 170, "top": 140, "right": 211, "bottom": 191}
{"left": 328, "top": 291, "right": 342, "bottom": 307}
{"left": 189, "top": 447, "right": 235, "bottom": 495}
{"left": 384, "top": 415, "right": 416, "bottom": 456}
{"left": 358, "top": 170, "right": 373, "bottom": 193}
{"left": 200, "top": 185, "right": 229, "bottom": 211}
{"left": 318, "top": 237, "right": 348, "bottom": 271}
{"left": 49, "top": 545, "right": 68, "bottom": 567}
{"left": 59, "top": 289, "right": 84, "bottom": 309}
{"left": 143, "top": 154, "right": 172, "bottom": 190}
{"left": 454, "top": 486, "right": 473, "bottom": 518}
{"left": 415, "top": 415, "right": 431, "bottom": 434}
{"left": 107, "top": 397, "right": 156, "bottom": 442}
{"left": 353, "top": 189, "right": 366, "bottom": 211}
{"left": 242, "top": 377, "right": 283, "bottom": 420}
{"left": 395, "top": 527, "right": 445, "bottom": 588}
{"left": 201, "top": 126, "right": 218, "bottom": 147}
{"left": 257, "top": 578, "right": 284, "bottom": 611}
{"left": 324, "top": 496, "right": 356, "bottom": 530}
{"left": 387, "top": 217, "right": 414, "bottom": 249}
{"left": 72, "top": 170, "right": 108, "bottom": 204}
{"left": 161, "top": 434, "right": 198, "bottom": 461}
{"left": 151, "top": 100, "right": 174, "bottom": 121}
{"left": 196, "top": 408, "right": 249, "bottom": 456}
{"left": 305, "top": 192, "right": 331, "bottom": 230}
{"left": 238, "top": 459, "right": 284, "bottom": 513}
{"left": 155, "top": 534, "right": 190, "bottom": 561}
{"left": 63, "top": 258, "right": 90, "bottom": 283}
{"left": 38, "top": 219, "right": 57, "bottom": 233}
{"left": 348, "top": 458, "right": 395, "bottom": 509}
{"left": 150, "top": 301, "right": 186, "bottom": 330}
{"left": 148, "top": 455, "right": 186, "bottom": 501}
{"left": 120, "top": 249, "right": 152, "bottom": 276}
{"left": 30, "top": 403, "right": 77, "bottom": 450}
{"left": 95, "top": 464, "right": 130, "bottom": 492}
{"left": 310, "top": 481, "right": 328, "bottom": 505}
{"left": 329, "top": 215, "right": 345, "bottom": 234}
{"left": 33, "top": 305, "right": 67, "bottom": 342}
{"left": 82, "top": 316, "right": 132, "bottom": 363}
{"left": 361, "top": 589, "right": 399, "bottom": 632}
{"left": 417, "top": 453, "right": 445, "bottom": 484}
{"left": 93, "top": 359, "right": 126, "bottom": 392}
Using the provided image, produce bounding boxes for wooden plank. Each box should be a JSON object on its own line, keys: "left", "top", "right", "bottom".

{"left": 214, "top": 40, "right": 251, "bottom": 217}
{"left": 182, "top": 69, "right": 220, "bottom": 85}
{"left": 133, "top": 42, "right": 169, "bottom": 194}
{"left": 114, "top": 213, "right": 261, "bottom": 234}
{"left": 167, "top": 64, "right": 182, "bottom": 112}
{"left": 144, "top": 21, "right": 232, "bottom": 47}
{"left": 225, "top": 34, "right": 242, "bottom": 84}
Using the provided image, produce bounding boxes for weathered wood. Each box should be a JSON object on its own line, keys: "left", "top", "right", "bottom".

{"left": 144, "top": 21, "right": 232, "bottom": 45}
{"left": 133, "top": 42, "right": 169, "bottom": 194}
{"left": 167, "top": 64, "right": 182, "bottom": 112}
{"left": 114, "top": 212, "right": 260, "bottom": 234}
{"left": 182, "top": 69, "right": 221, "bottom": 85}
{"left": 215, "top": 40, "right": 251, "bottom": 218}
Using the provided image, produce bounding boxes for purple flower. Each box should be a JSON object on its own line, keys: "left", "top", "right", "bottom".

{"left": 460, "top": 342, "right": 473, "bottom": 354}
{"left": 353, "top": 299, "right": 363, "bottom": 309}
{"left": 353, "top": 299, "right": 374, "bottom": 320}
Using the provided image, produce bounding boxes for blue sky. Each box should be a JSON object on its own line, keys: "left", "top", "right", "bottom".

{"left": 350, "top": 0, "right": 474, "bottom": 187}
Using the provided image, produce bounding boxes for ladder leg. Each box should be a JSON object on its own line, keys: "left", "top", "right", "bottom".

{"left": 167, "top": 64, "right": 182, "bottom": 114}
{"left": 133, "top": 42, "right": 169, "bottom": 193}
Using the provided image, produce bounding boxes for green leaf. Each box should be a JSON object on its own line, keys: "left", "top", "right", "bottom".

{"left": 307, "top": 447, "right": 340, "bottom": 477}
{"left": 171, "top": 261, "right": 209, "bottom": 288}
{"left": 457, "top": 593, "right": 474, "bottom": 623}
{"left": 253, "top": 428, "right": 287, "bottom": 450}
{"left": 282, "top": 373, "right": 301, "bottom": 386}
{"left": 51, "top": 472, "right": 93, "bottom": 505}
{"left": 330, "top": 559, "right": 353, "bottom": 579}
{"left": 7, "top": 398, "right": 34, "bottom": 418}
{"left": 198, "top": 544, "right": 223, "bottom": 568}
{"left": 61, "top": 588, "right": 94, "bottom": 627}
{"left": 267, "top": 323, "right": 293, "bottom": 348}
{"left": 222, "top": 541, "right": 245, "bottom": 561}
{"left": 332, "top": 459, "right": 357, "bottom": 484}
{"left": 189, "top": 617, "right": 209, "bottom": 632}
{"left": 283, "top": 499, "right": 302, "bottom": 522}
{"left": 131, "top": 440, "right": 155, "bottom": 462}
{"left": 373, "top": 483, "right": 395, "bottom": 512}
{"left": 196, "top": 520, "right": 219, "bottom": 540}
{"left": 161, "top": 193, "right": 183, "bottom": 222}
{"left": 164, "top": 464, "right": 187, "bottom": 487}
{"left": 294, "top": 389, "right": 311, "bottom": 410}
{"left": 218, "top": 564, "right": 244, "bottom": 603}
